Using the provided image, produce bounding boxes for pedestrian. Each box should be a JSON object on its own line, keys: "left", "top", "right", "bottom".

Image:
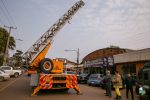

{"left": 125, "top": 74, "right": 135, "bottom": 100}
{"left": 105, "top": 70, "right": 112, "bottom": 97}
{"left": 112, "top": 71, "right": 122, "bottom": 100}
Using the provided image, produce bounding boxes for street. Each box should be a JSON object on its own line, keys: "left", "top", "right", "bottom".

{"left": 0, "top": 74, "right": 139, "bottom": 100}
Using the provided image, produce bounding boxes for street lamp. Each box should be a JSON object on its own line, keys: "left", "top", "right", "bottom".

{"left": 15, "top": 38, "right": 23, "bottom": 41}
{"left": 64, "top": 48, "right": 80, "bottom": 74}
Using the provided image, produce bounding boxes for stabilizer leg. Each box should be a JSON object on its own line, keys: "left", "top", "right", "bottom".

{"left": 74, "top": 85, "right": 83, "bottom": 95}
{"left": 31, "top": 86, "right": 41, "bottom": 96}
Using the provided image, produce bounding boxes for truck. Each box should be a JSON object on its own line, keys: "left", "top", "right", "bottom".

{"left": 22, "top": 0, "right": 85, "bottom": 96}
{"left": 136, "top": 62, "right": 150, "bottom": 99}
{"left": 0, "top": 66, "right": 22, "bottom": 77}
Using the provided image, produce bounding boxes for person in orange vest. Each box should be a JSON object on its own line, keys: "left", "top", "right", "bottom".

{"left": 112, "top": 71, "right": 123, "bottom": 100}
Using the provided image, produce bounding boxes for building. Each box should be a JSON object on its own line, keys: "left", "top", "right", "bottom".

{"left": 114, "top": 48, "right": 150, "bottom": 77}
{"left": 65, "top": 60, "right": 84, "bottom": 74}
{"left": 65, "top": 60, "right": 76, "bottom": 72}
{"left": 82, "top": 46, "right": 132, "bottom": 74}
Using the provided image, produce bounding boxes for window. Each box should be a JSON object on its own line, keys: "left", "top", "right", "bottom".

{"left": 122, "top": 63, "right": 136, "bottom": 74}
{"left": 2, "top": 67, "right": 11, "bottom": 70}
{"left": 138, "top": 70, "right": 142, "bottom": 80}
{"left": 144, "top": 72, "right": 148, "bottom": 80}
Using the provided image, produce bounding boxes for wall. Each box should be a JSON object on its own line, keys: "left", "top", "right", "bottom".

{"left": 114, "top": 48, "right": 150, "bottom": 64}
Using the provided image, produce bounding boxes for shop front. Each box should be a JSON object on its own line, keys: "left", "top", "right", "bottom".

{"left": 84, "top": 57, "right": 115, "bottom": 74}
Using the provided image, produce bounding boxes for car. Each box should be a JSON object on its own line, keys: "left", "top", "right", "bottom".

{"left": 0, "top": 69, "right": 10, "bottom": 81}
{"left": 87, "top": 74, "right": 104, "bottom": 86}
{"left": 77, "top": 73, "right": 90, "bottom": 84}
{"left": 64, "top": 71, "right": 76, "bottom": 74}
{"left": 0, "top": 66, "right": 22, "bottom": 77}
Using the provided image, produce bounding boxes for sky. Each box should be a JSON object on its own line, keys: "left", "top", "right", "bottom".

{"left": 0, "top": 0, "right": 150, "bottom": 62}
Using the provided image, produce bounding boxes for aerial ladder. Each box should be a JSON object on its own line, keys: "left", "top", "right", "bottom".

{"left": 22, "top": 0, "right": 85, "bottom": 96}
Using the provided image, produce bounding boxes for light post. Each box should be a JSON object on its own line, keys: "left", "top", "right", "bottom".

{"left": 64, "top": 48, "right": 80, "bottom": 74}
{"left": 16, "top": 38, "right": 23, "bottom": 41}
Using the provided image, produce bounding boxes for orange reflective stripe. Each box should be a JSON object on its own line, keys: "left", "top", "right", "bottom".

{"left": 40, "top": 74, "right": 53, "bottom": 87}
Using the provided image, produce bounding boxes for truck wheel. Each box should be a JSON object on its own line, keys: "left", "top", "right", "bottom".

{"left": 14, "top": 72, "right": 19, "bottom": 78}
{"left": 39, "top": 58, "right": 53, "bottom": 74}
{"left": 0, "top": 76, "right": 4, "bottom": 82}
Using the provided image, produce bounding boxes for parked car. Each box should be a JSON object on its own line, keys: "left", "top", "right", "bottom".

{"left": 64, "top": 71, "right": 76, "bottom": 74}
{"left": 0, "top": 66, "right": 22, "bottom": 78}
{"left": 0, "top": 69, "right": 10, "bottom": 81}
{"left": 77, "top": 73, "right": 90, "bottom": 84}
{"left": 87, "top": 74, "right": 104, "bottom": 86}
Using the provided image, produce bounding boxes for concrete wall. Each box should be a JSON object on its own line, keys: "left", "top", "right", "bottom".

{"left": 114, "top": 48, "right": 150, "bottom": 64}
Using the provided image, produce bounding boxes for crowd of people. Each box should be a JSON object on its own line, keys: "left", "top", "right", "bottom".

{"left": 104, "top": 70, "right": 136, "bottom": 100}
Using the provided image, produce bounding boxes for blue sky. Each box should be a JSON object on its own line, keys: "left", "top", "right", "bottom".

{"left": 0, "top": 0, "right": 150, "bottom": 62}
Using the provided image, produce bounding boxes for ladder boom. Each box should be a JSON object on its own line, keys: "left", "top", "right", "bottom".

{"left": 23, "top": 0, "right": 84, "bottom": 66}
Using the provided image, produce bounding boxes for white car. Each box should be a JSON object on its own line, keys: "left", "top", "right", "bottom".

{"left": 0, "top": 66, "right": 22, "bottom": 78}
{"left": 0, "top": 69, "right": 10, "bottom": 81}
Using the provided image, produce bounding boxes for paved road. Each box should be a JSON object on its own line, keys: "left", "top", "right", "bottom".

{"left": 0, "top": 74, "right": 138, "bottom": 100}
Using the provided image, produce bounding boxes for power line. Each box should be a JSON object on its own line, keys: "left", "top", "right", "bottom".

{"left": 0, "top": 2, "right": 12, "bottom": 25}
{"left": 1, "top": 0, "right": 17, "bottom": 27}
{"left": 0, "top": 18, "right": 4, "bottom": 26}
{"left": 0, "top": 0, "right": 21, "bottom": 42}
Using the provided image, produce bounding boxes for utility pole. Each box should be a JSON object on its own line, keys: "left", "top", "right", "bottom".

{"left": 64, "top": 48, "right": 80, "bottom": 74}
{"left": 77, "top": 48, "right": 79, "bottom": 74}
{"left": 3, "top": 25, "right": 17, "bottom": 66}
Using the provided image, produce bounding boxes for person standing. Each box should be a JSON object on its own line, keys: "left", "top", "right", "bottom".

{"left": 125, "top": 74, "right": 134, "bottom": 100}
{"left": 105, "top": 70, "right": 112, "bottom": 97}
{"left": 112, "top": 71, "right": 122, "bottom": 100}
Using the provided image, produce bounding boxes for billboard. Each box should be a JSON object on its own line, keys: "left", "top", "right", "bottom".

{"left": 84, "top": 56, "right": 114, "bottom": 68}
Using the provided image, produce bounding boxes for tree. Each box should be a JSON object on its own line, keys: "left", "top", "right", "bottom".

{"left": 12, "top": 50, "right": 23, "bottom": 67}
{"left": 0, "top": 27, "right": 16, "bottom": 65}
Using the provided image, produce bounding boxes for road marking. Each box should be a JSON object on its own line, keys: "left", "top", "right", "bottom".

{"left": 0, "top": 75, "right": 23, "bottom": 92}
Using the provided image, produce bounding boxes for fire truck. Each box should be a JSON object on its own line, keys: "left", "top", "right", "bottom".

{"left": 23, "top": 0, "right": 85, "bottom": 96}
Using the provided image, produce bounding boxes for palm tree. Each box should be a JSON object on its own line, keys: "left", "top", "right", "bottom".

{"left": 0, "top": 27, "right": 16, "bottom": 65}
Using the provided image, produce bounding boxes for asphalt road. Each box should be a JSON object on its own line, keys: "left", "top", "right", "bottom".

{"left": 0, "top": 74, "right": 138, "bottom": 100}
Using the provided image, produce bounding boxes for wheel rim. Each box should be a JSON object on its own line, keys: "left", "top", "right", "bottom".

{"left": 15, "top": 73, "right": 18, "bottom": 77}
{"left": 43, "top": 61, "right": 52, "bottom": 71}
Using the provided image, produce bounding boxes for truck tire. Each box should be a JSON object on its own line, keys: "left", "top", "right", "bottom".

{"left": 14, "top": 72, "right": 19, "bottom": 78}
{"left": 39, "top": 58, "right": 53, "bottom": 74}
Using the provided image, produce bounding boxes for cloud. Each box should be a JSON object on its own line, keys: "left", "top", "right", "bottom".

{"left": 7, "top": 0, "right": 150, "bottom": 61}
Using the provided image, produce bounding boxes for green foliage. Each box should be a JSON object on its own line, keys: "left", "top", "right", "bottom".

{"left": 0, "top": 27, "right": 16, "bottom": 65}
{"left": 12, "top": 50, "right": 23, "bottom": 67}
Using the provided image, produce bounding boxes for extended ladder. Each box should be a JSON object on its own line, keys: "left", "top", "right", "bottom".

{"left": 23, "top": 0, "right": 84, "bottom": 65}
